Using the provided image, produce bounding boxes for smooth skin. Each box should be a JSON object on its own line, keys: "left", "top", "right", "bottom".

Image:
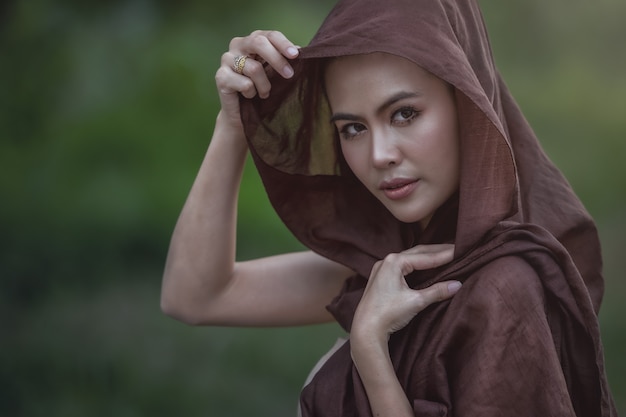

{"left": 326, "top": 53, "right": 460, "bottom": 229}
{"left": 160, "top": 30, "right": 461, "bottom": 416}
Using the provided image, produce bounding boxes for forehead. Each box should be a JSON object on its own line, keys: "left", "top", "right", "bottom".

{"left": 324, "top": 52, "right": 442, "bottom": 107}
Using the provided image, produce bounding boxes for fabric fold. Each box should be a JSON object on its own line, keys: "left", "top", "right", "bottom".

{"left": 238, "top": 0, "right": 615, "bottom": 415}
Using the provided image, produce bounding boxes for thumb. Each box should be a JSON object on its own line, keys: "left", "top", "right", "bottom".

{"left": 414, "top": 280, "right": 462, "bottom": 310}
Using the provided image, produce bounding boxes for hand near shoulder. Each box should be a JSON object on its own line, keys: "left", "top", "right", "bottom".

{"left": 351, "top": 244, "right": 461, "bottom": 344}
{"left": 214, "top": 30, "right": 299, "bottom": 136}
{"left": 350, "top": 244, "right": 460, "bottom": 417}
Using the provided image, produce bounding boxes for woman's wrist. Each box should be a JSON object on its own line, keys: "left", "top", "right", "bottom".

{"left": 211, "top": 110, "right": 249, "bottom": 157}
{"left": 350, "top": 326, "right": 415, "bottom": 417}
{"left": 350, "top": 325, "right": 389, "bottom": 364}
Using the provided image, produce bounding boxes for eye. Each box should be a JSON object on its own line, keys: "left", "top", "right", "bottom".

{"left": 391, "top": 106, "right": 419, "bottom": 125}
{"left": 338, "top": 122, "right": 367, "bottom": 140}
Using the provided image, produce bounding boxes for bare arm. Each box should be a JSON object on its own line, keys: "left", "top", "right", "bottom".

{"left": 350, "top": 245, "right": 461, "bottom": 416}
{"left": 161, "top": 31, "right": 353, "bottom": 326}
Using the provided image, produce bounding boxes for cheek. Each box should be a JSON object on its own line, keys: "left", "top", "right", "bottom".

{"left": 340, "top": 143, "right": 371, "bottom": 183}
{"left": 340, "top": 142, "right": 357, "bottom": 170}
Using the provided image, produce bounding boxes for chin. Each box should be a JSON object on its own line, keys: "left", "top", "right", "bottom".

{"left": 386, "top": 206, "right": 431, "bottom": 225}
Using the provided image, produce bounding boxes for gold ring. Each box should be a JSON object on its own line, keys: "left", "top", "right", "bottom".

{"left": 233, "top": 55, "right": 248, "bottom": 75}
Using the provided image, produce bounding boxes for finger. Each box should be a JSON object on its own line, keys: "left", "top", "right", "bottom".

{"left": 369, "top": 259, "right": 384, "bottom": 276}
{"left": 368, "top": 247, "right": 453, "bottom": 284}
{"left": 266, "top": 30, "right": 300, "bottom": 57}
{"left": 232, "top": 30, "right": 298, "bottom": 79}
{"left": 413, "top": 280, "right": 462, "bottom": 310}
{"left": 397, "top": 249, "right": 454, "bottom": 276}
{"left": 230, "top": 30, "right": 297, "bottom": 55}
{"left": 215, "top": 64, "right": 259, "bottom": 100}
{"left": 220, "top": 52, "right": 272, "bottom": 98}
{"left": 233, "top": 54, "right": 274, "bottom": 98}
{"left": 401, "top": 243, "right": 454, "bottom": 255}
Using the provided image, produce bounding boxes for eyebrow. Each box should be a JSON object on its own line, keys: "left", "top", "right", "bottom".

{"left": 329, "top": 91, "right": 422, "bottom": 124}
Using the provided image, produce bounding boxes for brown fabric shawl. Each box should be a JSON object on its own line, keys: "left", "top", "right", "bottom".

{"left": 239, "top": 0, "right": 617, "bottom": 415}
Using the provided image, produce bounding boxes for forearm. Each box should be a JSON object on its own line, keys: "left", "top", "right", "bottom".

{"left": 351, "top": 332, "right": 414, "bottom": 417}
{"left": 161, "top": 111, "right": 248, "bottom": 323}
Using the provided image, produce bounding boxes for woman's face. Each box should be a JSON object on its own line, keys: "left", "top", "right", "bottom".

{"left": 325, "top": 53, "right": 460, "bottom": 228}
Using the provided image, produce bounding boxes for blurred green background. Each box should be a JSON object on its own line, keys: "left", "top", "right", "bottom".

{"left": 1, "top": 0, "right": 624, "bottom": 415}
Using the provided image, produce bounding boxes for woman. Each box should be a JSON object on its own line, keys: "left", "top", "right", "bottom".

{"left": 161, "top": 0, "right": 617, "bottom": 415}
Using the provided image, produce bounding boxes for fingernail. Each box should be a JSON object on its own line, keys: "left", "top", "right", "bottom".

{"left": 287, "top": 46, "right": 299, "bottom": 57}
{"left": 448, "top": 281, "right": 462, "bottom": 293}
{"left": 283, "top": 65, "right": 294, "bottom": 78}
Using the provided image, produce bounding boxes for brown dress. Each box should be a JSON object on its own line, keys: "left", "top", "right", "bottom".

{"left": 239, "top": 0, "right": 617, "bottom": 415}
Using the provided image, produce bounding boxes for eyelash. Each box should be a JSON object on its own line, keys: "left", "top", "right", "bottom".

{"left": 338, "top": 106, "right": 420, "bottom": 140}
{"left": 392, "top": 106, "right": 420, "bottom": 125}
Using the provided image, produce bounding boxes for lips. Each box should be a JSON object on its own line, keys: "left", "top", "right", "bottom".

{"left": 380, "top": 178, "right": 419, "bottom": 200}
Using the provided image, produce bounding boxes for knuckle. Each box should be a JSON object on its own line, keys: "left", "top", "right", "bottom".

{"left": 241, "top": 78, "right": 254, "bottom": 91}
{"left": 411, "top": 245, "right": 425, "bottom": 254}
{"left": 435, "top": 286, "right": 447, "bottom": 301}
{"left": 220, "top": 52, "right": 231, "bottom": 66}
{"left": 250, "top": 34, "right": 268, "bottom": 49}
{"left": 266, "top": 30, "right": 282, "bottom": 41}
{"left": 229, "top": 36, "right": 243, "bottom": 49}
{"left": 245, "top": 59, "right": 264, "bottom": 76}
{"left": 371, "top": 260, "right": 384, "bottom": 275}
{"left": 382, "top": 253, "right": 412, "bottom": 275}
{"left": 383, "top": 253, "right": 399, "bottom": 264}
{"left": 215, "top": 66, "right": 234, "bottom": 84}
{"left": 215, "top": 68, "right": 226, "bottom": 84}
{"left": 413, "top": 293, "right": 427, "bottom": 310}
{"left": 241, "top": 81, "right": 257, "bottom": 97}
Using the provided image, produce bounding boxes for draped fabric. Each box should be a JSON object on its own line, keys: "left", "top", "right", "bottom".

{"left": 239, "top": 0, "right": 616, "bottom": 415}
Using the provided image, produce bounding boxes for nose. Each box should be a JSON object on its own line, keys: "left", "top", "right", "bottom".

{"left": 371, "top": 130, "right": 401, "bottom": 168}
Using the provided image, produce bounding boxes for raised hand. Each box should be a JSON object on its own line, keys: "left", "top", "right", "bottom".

{"left": 215, "top": 30, "right": 299, "bottom": 133}
{"left": 352, "top": 244, "right": 460, "bottom": 339}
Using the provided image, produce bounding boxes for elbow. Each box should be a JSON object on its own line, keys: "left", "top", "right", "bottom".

{"left": 160, "top": 265, "right": 206, "bottom": 325}
{"left": 160, "top": 294, "right": 182, "bottom": 322}
{"left": 160, "top": 265, "right": 233, "bottom": 326}
{"left": 160, "top": 286, "right": 209, "bottom": 326}
{"left": 161, "top": 297, "right": 207, "bottom": 326}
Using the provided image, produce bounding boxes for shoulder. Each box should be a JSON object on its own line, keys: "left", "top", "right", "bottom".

{"left": 439, "top": 260, "right": 578, "bottom": 416}
{"left": 455, "top": 255, "right": 547, "bottom": 320}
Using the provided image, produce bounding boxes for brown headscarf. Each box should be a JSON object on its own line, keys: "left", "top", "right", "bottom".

{"left": 239, "top": 0, "right": 616, "bottom": 415}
